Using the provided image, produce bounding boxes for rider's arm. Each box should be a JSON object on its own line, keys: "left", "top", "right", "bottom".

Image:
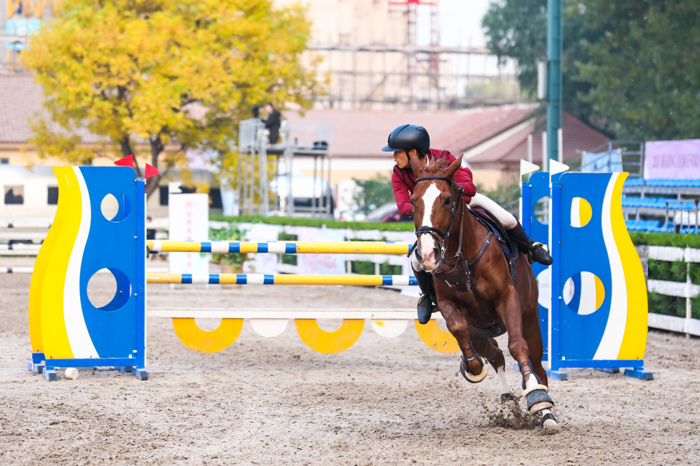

{"left": 434, "top": 150, "right": 477, "bottom": 201}
{"left": 455, "top": 164, "right": 477, "bottom": 202}
{"left": 392, "top": 167, "right": 414, "bottom": 217}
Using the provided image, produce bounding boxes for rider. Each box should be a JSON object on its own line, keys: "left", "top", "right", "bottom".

{"left": 384, "top": 124, "right": 553, "bottom": 325}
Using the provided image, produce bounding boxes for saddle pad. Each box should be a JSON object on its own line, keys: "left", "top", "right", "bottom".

{"left": 470, "top": 207, "right": 519, "bottom": 286}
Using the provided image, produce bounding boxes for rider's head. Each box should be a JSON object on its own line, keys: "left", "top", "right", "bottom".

{"left": 382, "top": 124, "right": 430, "bottom": 169}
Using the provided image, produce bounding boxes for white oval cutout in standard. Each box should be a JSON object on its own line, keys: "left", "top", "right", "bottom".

{"left": 563, "top": 272, "right": 605, "bottom": 315}
{"left": 570, "top": 197, "right": 593, "bottom": 228}
{"left": 536, "top": 268, "right": 550, "bottom": 310}
{"left": 87, "top": 268, "right": 131, "bottom": 311}
{"left": 100, "top": 193, "right": 131, "bottom": 222}
{"left": 100, "top": 194, "right": 120, "bottom": 221}
{"left": 534, "top": 196, "right": 550, "bottom": 224}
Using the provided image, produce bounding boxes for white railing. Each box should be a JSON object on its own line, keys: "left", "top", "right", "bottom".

{"left": 641, "top": 245, "right": 700, "bottom": 336}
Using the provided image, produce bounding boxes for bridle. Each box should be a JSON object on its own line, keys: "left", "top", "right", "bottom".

{"left": 411, "top": 176, "right": 464, "bottom": 269}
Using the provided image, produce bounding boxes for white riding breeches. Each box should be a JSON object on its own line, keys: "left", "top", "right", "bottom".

{"left": 468, "top": 193, "right": 518, "bottom": 229}
{"left": 410, "top": 193, "right": 517, "bottom": 271}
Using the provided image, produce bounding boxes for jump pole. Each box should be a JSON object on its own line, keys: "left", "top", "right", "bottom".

{"left": 148, "top": 240, "right": 412, "bottom": 255}
{"left": 146, "top": 274, "right": 417, "bottom": 286}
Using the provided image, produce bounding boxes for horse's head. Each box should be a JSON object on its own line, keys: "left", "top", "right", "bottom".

{"left": 410, "top": 153, "right": 464, "bottom": 272}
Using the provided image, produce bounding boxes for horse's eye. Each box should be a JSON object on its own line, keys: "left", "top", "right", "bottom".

{"left": 444, "top": 197, "right": 452, "bottom": 206}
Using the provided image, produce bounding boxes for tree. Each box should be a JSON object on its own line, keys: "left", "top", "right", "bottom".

{"left": 482, "top": 0, "right": 601, "bottom": 129}
{"left": 352, "top": 174, "right": 394, "bottom": 216}
{"left": 22, "top": 0, "right": 321, "bottom": 196}
{"left": 483, "top": 0, "right": 700, "bottom": 141}
{"left": 576, "top": 0, "right": 700, "bottom": 140}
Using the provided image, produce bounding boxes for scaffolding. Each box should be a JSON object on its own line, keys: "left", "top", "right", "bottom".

{"left": 236, "top": 119, "right": 334, "bottom": 218}
{"left": 306, "top": 0, "right": 519, "bottom": 110}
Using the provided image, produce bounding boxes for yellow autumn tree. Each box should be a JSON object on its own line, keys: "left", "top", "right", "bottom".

{"left": 22, "top": 0, "right": 321, "bottom": 196}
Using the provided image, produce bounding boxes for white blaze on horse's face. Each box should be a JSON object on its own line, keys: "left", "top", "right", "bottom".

{"left": 419, "top": 182, "right": 441, "bottom": 271}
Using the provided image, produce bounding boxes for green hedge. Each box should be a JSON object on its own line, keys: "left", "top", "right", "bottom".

{"left": 211, "top": 214, "right": 414, "bottom": 232}
{"left": 215, "top": 215, "right": 700, "bottom": 245}
{"left": 629, "top": 232, "right": 700, "bottom": 248}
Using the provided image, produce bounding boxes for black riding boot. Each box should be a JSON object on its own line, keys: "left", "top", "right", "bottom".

{"left": 412, "top": 266, "right": 439, "bottom": 325}
{"left": 508, "top": 223, "right": 553, "bottom": 266}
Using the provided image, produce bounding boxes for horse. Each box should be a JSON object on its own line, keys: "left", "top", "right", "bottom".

{"left": 409, "top": 154, "right": 559, "bottom": 432}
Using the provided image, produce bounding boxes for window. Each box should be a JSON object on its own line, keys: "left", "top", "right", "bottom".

{"left": 47, "top": 186, "right": 59, "bottom": 205}
{"left": 4, "top": 185, "right": 24, "bottom": 205}
{"left": 209, "top": 188, "right": 222, "bottom": 209}
{"left": 0, "top": 158, "right": 9, "bottom": 164}
{"left": 160, "top": 185, "right": 197, "bottom": 206}
{"left": 159, "top": 186, "right": 169, "bottom": 206}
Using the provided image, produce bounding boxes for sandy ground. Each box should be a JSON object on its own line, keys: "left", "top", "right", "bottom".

{"left": 1, "top": 257, "right": 699, "bottom": 465}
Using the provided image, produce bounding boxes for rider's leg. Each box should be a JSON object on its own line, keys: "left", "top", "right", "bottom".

{"left": 468, "top": 193, "right": 552, "bottom": 265}
{"left": 411, "top": 251, "right": 438, "bottom": 325}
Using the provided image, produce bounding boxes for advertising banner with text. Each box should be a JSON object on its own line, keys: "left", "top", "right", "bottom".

{"left": 644, "top": 139, "right": 700, "bottom": 179}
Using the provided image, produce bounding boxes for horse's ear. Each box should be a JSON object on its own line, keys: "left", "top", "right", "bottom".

{"left": 409, "top": 152, "right": 423, "bottom": 176}
{"left": 444, "top": 154, "right": 464, "bottom": 180}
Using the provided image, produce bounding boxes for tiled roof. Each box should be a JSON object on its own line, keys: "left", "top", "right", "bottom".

{"left": 286, "top": 104, "right": 539, "bottom": 157}
{"left": 1, "top": 74, "right": 606, "bottom": 163}
{"left": 466, "top": 113, "right": 609, "bottom": 166}
{"left": 0, "top": 75, "right": 44, "bottom": 143}
{"left": 0, "top": 74, "right": 103, "bottom": 144}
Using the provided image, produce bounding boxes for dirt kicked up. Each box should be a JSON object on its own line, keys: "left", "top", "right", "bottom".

{"left": 1, "top": 260, "right": 699, "bottom": 465}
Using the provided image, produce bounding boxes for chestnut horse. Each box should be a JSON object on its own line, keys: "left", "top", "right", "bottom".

{"left": 409, "top": 154, "right": 559, "bottom": 431}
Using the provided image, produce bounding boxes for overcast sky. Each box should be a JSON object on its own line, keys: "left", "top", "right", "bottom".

{"left": 416, "top": 0, "right": 493, "bottom": 47}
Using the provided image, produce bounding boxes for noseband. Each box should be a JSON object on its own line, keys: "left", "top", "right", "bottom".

{"left": 412, "top": 176, "right": 463, "bottom": 268}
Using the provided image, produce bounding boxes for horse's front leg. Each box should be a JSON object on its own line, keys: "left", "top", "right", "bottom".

{"left": 497, "top": 287, "right": 555, "bottom": 415}
{"left": 438, "top": 298, "right": 487, "bottom": 383}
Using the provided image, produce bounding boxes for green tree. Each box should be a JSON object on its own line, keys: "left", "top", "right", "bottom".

{"left": 352, "top": 174, "right": 394, "bottom": 215}
{"left": 576, "top": 0, "right": 700, "bottom": 140}
{"left": 22, "top": 0, "right": 321, "bottom": 196}
{"left": 482, "top": 0, "right": 601, "bottom": 129}
{"left": 483, "top": 0, "right": 700, "bottom": 140}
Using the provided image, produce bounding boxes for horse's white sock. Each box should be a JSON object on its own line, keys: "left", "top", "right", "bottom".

{"left": 496, "top": 366, "right": 510, "bottom": 394}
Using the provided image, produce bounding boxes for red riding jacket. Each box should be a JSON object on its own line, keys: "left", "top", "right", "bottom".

{"left": 392, "top": 149, "right": 477, "bottom": 217}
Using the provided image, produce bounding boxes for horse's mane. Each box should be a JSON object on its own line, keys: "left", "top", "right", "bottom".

{"left": 424, "top": 158, "right": 451, "bottom": 174}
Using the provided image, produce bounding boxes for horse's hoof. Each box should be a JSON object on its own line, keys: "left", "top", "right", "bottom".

{"left": 523, "top": 385, "right": 554, "bottom": 413}
{"left": 460, "top": 358, "right": 488, "bottom": 383}
{"left": 500, "top": 392, "right": 517, "bottom": 405}
{"left": 540, "top": 412, "right": 560, "bottom": 434}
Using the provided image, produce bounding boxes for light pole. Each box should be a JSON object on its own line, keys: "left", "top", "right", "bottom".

{"left": 547, "top": 0, "right": 562, "bottom": 164}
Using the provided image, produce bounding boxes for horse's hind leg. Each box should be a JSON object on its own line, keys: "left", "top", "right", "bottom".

{"left": 438, "top": 299, "right": 487, "bottom": 382}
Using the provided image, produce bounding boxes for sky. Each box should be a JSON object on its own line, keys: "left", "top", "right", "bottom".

{"left": 416, "top": 0, "right": 493, "bottom": 48}
{"left": 414, "top": 0, "right": 518, "bottom": 96}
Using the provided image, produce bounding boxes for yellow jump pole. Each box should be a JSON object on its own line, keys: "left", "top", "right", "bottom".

{"left": 147, "top": 240, "right": 412, "bottom": 255}
{"left": 146, "top": 273, "right": 417, "bottom": 286}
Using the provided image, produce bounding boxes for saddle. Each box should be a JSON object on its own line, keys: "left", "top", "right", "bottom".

{"left": 470, "top": 207, "right": 519, "bottom": 288}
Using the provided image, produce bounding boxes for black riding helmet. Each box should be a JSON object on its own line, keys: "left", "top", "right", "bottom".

{"left": 382, "top": 124, "right": 430, "bottom": 156}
